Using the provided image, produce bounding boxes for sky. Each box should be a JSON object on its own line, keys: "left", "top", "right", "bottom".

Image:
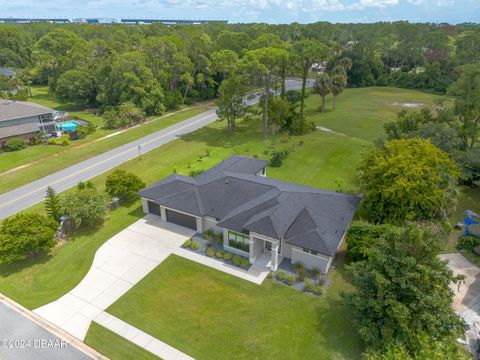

{"left": 0, "top": 0, "right": 479, "bottom": 24}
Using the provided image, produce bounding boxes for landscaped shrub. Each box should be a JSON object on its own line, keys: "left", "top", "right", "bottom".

{"left": 190, "top": 241, "right": 200, "bottom": 250}
{"left": 223, "top": 252, "right": 233, "bottom": 261}
{"left": 293, "top": 261, "right": 304, "bottom": 272}
{"left": 232, "top": 255, "right": 242, "bottom": 266}
{"left": 286, "top": 274, "right": 296, "bottom": 286}
{"left": 215, "top": 232, "right": 224, "bottom": 246}
{"left": 206, "top": 247, "right": 216, "bottom": 257}
{"left": 276, "top": 271, "right": 286, "bottom": 281}
{"left": 297, "top": 267, "right": 307, "bottom": 281}
{"left": 317, "top": 276, "right": 325, "bottom": 286}
{"left": 304, "top": 280, "right": 315, "bottom": 292}
{"left": 240, "top": 258, "right": 250, "bottom": 269}
{"left": 189, "top": 168, "right": 204, "bottom": 177}
{"left": 61, "top": 137, "right": 70, "bottom": 146}
{"left": 203, "top": 229, "right": 215, "bottom": 244}
{"left": 457, "top": 236, "right": 480, "bottom": 251}
{"left": 311, "top": 267, "right": 321, "bottom": 278}
{"left": 267, "top": 271, "right": 274, "bottom": 279}
{"left": 183, "top": 239, "right": 192, "bottom": 248}
{"left": 60, "top": 187, "right": 108, "bottom": 228}
{"left": 269, "top": 150, "right": 289, "bottom": 168}
{"left": 3, "top": 137, "right": 26, "bottom": 152}
{"left": 215, "top": 250, "right": 224, "bottom": 259}
{"left": 312, "top": 285, "right": 323, "bottom": 296}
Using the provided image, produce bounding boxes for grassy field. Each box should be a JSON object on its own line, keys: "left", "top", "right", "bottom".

{"left": 0, "top": 87, "right": 442, "bottom": 311}
{"left": 107, "top": 255, "right": 363, "bottom": 360}
{"left": 0, "top": 85, "right": 207, "bottom": 194}
{"left": 84, "top": 322, "right": 160, "bottom": 360}
{"left": 306, "top": 86, "right": 444, "bottom": 141}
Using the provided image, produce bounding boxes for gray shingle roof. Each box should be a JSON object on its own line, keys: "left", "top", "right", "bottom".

{"left": 0, "top": 100, "right": 53, "bottom": 122}
{"left": 138, "top": 155, "right": 360, "bottom": 256}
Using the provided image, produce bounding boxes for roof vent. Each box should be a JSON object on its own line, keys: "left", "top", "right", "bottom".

{"left": 225, "top": 180, "right": 229, "bottom": 184}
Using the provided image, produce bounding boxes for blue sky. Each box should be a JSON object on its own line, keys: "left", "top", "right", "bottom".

{"left": 0, "top": 0, "right": 479, "bottom": 24}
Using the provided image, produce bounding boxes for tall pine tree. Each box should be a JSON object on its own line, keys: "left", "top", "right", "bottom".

{"left": 45, "top": 186, "right": 61, "bottom": 222}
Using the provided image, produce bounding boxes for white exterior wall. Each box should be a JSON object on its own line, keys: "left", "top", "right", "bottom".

{"left": 203, "top": 217, "right": 221, "bottom": 233}
{"left": 141, "top": 198, "right": 149, "bottom": 214}
{"left": 291, "top": 247, "right": 332, "bottom": 274}
{"left": 250, "top": 237, "right": 263, "bottom": 263}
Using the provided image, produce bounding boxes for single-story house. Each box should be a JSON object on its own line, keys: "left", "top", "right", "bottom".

{"left": 0, "top": 100, "right": 55, "bottom": 143}
{"left": 137, "top": 155, "right": 360, "bottom": 273}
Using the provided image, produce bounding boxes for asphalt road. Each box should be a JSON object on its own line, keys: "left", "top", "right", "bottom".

{"left": 0, "top": 78, "right": 313, "bottom": 219}
{"left": 0, "top": 302, "right": 93, "bottom": 360}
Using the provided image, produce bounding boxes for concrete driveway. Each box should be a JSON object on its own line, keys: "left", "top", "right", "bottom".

{"left": 34, "top": 215, "right": 195, "bottom": 341}
{"left": 441, "top": 253, "right": 480, "bottom": 350}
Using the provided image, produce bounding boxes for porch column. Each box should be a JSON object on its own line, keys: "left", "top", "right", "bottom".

{"left": 271, "top": 242, "right": 279, "bottom": 271}
{"left": 249, "top": 238, "right": 255, "bottom": 264}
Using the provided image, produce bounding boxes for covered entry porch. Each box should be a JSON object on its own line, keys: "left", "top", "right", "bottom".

{"left": 249, "top": 233, "right": 282, "bottom": 271}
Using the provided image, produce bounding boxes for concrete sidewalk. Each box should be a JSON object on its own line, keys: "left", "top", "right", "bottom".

{"left": 94, "top": 311, "right": 194, "bottom": 360}
{"left": 34, "top": 215, "right": 195, "bottom": 341}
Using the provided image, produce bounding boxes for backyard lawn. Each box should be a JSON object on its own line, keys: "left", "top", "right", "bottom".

{"left": 84, "top": 322, "right": 159, "bottom": 360}
{"left": 106, "top": 255, "right": 363, "bottom": 360}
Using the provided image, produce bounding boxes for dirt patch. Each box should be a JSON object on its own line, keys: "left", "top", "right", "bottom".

{"left": 391, "top": 101, "right": 426, "bottom": 108}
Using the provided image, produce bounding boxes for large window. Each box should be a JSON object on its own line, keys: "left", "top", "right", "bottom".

{"left": 228, "top": 231, "right": 250, "bottom": 252}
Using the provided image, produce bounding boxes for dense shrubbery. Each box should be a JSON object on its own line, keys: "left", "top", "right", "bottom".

{"left": 0, "top": 213, "right": 58, "bottom": 264}
{"left": 3, "top": 137, "right": 26, "bottom": 152}
{"left": 269, "top": 150, "right": 289, "bottom": 168}
{"left": 105, "top": 170, "right": 146, "bottom": 202}
{"left": 346, "top": 221, "right": 397, "bottom": 261}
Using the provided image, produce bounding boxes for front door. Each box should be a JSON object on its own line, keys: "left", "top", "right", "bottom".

{"left": 264, "top": 240, "right": 281, "bottom": 255}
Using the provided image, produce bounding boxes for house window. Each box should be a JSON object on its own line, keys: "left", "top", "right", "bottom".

{"left": 303, "top": 248, "right": 318, "bottom": 256}
{"left": 228, "top": 231, "right": 249, "bottom": 252}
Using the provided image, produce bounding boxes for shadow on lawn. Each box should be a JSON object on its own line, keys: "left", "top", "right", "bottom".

{"left": 0, "top": 253, "right": 53, "bottom": 278}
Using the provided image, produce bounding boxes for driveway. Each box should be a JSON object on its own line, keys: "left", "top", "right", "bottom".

{"left": 441, "top": 253, "right": 480, "bottom": 350}
{"left": 34, "top": 215, "right": 195, "bottom": 341}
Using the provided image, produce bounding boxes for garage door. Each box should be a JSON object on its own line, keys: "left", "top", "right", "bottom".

{"left": 166, "top": 209, "right": 197, "bottom": 231}
{"left": 148, "top": 201, "right": 161, "bottom": 216}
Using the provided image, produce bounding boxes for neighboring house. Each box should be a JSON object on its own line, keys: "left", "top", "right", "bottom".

{"left": 0, "top": 100, "right": 55, "bottom": 143}
{"left": 138, "top": 155, "right": 360, "bottom": 273}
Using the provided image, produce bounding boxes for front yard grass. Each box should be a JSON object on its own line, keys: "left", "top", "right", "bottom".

{"left": 105, "top": 255, "right": 363, "bottom": 360}
{"left": 84, "top": 322, "right": 160, "bottom": 360}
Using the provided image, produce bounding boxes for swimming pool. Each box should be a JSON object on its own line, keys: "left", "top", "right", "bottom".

{"left": 58, "top": 121, "right": 80, "bottom": 131}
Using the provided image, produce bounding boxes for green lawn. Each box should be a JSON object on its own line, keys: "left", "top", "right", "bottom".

{"left": 105, "top": 255, "right": 363, "bottom": 360}
{"left": 306, "top": 87, "right": 444, "bottom": 141}
{"left": 84, "top": 322, "right": 160, "bottom": 360}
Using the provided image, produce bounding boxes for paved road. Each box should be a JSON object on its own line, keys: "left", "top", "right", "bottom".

{"left": 0, "top": 302, "right": 94, "bottom": 360}
{"left": 0, "top": 78, "right": 312, "bottom": 219}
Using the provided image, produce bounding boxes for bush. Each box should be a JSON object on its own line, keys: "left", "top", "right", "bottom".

{"left": 297, "top": 267, "right": 307, "bottom": 281}
{"left": 276, "top": 271, "right": 286, "bottom": 281}
{"left": 216, "top": 232, "right": 224, "bottom": 246}
{"left": 105, "top": 170, "right": 146, "bottom": 202}
{"left": 61, "top": 137, "right": 69, "bottom": 146}
{"left": 240, "top": 258, "right": 250, "bottom": 268}
{"left": 311, "top": 267, "right": 321, "bottom": 278}
{"left": 0, "top": 213, "right": 58, "bottom": 264}
{"left": 232, "top": 255, "right": 242, "bottom": 266}
{"left": 206, "top": 247, "right": 216, "bottom": 257}
{"left": 3, "top": 137, "right": 26, "bottom": 152}
{"left": 267, "top": 271, "right": 274, "bottom": 279}
{"left": 293, "top": 261, "right": 304, "bottom": 272}
{"left": 190, "top": 241, "right": 200, "bottom": 250}
{"left": 183, "top": 239, "right": 192, "bottom": 248}
{"left": 347, "top": 221, "right": 395, "bottom": 261}
{"left": 189, "top": 169, "right": 204, "bottom": 177}
{"left": 286, "top": 274, "right": 296, "bottom": 286}
{"left": 269, "top": 150, "right": 289, "bottom": 168}
{"left": 304, "top": 280, "right": 315, "bottom": 292}
{"left": 312, "top": 285, "right": 323, "bottom": 296}
{"left": 203, "top": 229, "right": 215, "bottom": 243}
{"left": 223, "top": 252, "right": 233, "bottom": 261}
{"left": 457, "top": 236, "right": 480, "bottom": 252}
{"left": 215, "top": 250, "right": 224, "bottom": 259}
{"left": 60, "top": 188, "right": 108, "bottom": 228}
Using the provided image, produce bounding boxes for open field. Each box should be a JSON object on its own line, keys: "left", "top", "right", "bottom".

{"left": 306, "top": 86, "right": 444, "bottom": 141}
{"left": 84, "top": 322, "right": 159, "bottom": 360}
{"left": 107, "top": 255, "right": 363, "bottom": 360}
{"left": 0, "top": 87, "right": 443, "bottom": 311}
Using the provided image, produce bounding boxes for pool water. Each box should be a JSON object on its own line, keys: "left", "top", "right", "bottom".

{"left": 58, "top": 121, "right": 80, "bottom": 131}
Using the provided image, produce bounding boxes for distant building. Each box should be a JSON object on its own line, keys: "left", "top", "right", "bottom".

{"left": 0, "top": 18, "right": 70, "bottom": 24}
{"left": 310, "top": 62, "right": 327, "bottom": 73}
{"left": 72, "top": 18, "right": 117, "bottom": 24}
{"left": 120, "top": 18, "right": 228, "bottom": 25}
{"left": 0, "top": 100, "right": 55, "bottom": 143}
{"left": 0, "top": 68, "right": 16, "bottom": 78}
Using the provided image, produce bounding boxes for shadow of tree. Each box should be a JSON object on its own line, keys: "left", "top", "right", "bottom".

{"left": 0, "top": 253, "right": 53, "bottom": 278}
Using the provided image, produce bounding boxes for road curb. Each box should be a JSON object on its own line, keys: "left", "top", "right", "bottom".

{"left": 0, "top": 293, "right": 108, "bottom": 360}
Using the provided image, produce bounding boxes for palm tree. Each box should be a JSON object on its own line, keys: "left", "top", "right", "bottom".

{"left": 313, "top": 73, "right": 331, "bottom": 112}
{"left": 331, "top": 74, "right": 347, "bottom": 111}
